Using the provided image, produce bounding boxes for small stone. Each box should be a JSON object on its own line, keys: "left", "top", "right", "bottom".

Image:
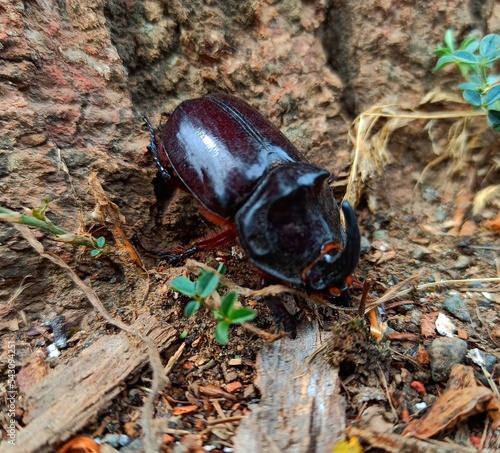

{"left": 360, "top": 236, "right": 371, "bottom": 255}
{"left": 412, "top": 246, "right": 431, "bottom": 260}
{"left": 47, "top": 343, "right": 61, "bottom": 359}
{"left": 120, "top": 439, "right": 143, "bottom": 452}
{"left": 101, "top": 433, "right": 120, "bottom": 447}
{"left": 435, "top": 313, "right": 457, "bottom": 337}
{"left": 443, "top": 291, "right": 471, "bottom": 322}
{"left": 429, "top": 337, "right": 468, "bottom": 382}
{"left": 451, "top": 255, "right": 471, "bottom": 270}
{"left": 372, "top": 230, "right": 389, "bottom": 241}
{"left": 228, "top": 358, "right": 243, "bottom": 366}
{"left": 467, "top": 348, "right": 497, "bottom": 373}
{"left": 118, "top": 435, "right": 131, "bottom": 447}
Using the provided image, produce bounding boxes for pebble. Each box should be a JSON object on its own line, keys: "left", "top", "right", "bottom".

{"left": 429, "top": 337, "right": 468, "bottom": 382}
{"left": 467, "top": 348, "right": 497, "bottom": 372}
{"left": 120, "top": 439, "right": 143, "bottom": 452}
{"left": 451, "top": 255, "right": 471, "bottom": 270}
{"left": 412, "top": 246, "right": 431, "bottom": 261}
{"left": 47, "top": 343, "right": 61, "bottom": 359}
{"left": 443, "top": 291, "right": 471, "bottom": 322}
{"left": 98, "top": 434, "right": 121, "bottom": 447}
{"left": 372, "top": 229, "right": 389, "bottom": 241}
{"left": 360, "top": 236, "right": 371, "bottom": 255}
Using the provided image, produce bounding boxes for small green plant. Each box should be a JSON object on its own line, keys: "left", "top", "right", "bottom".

{"left": 434, "top": 30, "right": 500, "bottom": 131}
{"left": 170, "top": 264, "right": 257, "bottom": 345}
{"left": 90, "top": 236, "right": 106, "bottom": 257}
{"left": 0, "top": 199, "right": 107, "bottom": 256}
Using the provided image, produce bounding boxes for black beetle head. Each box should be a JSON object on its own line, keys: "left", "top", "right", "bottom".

{"left": 235, "top": 163, "right": 359, "bottom": 291}
{"left": 302, "top": 201, "right": 360, "bottom": 291}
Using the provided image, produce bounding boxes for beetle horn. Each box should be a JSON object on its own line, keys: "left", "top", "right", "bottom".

{"left": 338, "top": 200, "right": 361, "bottom": 282}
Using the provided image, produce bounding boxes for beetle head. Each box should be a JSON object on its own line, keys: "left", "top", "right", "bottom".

{"left": 236, "top": 163, "right": 359, "bottom": 291}
{"left": 302, "top": 201, "right": 360, "bottom": 291}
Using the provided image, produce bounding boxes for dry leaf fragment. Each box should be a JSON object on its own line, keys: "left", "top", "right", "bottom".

{"left": 172, "top": 405, "right": 199, "bottom": 416}
{"left": 403, "top": 386, "right": 493, "bottom": 437}
{"left": 0, "top": 318, "right": 19, "bottom": 331}
{"left": 199, "top": 384, "right": 238, "bottom": 401}
{"left": 225, "top": 381, "right": 242, "bottom": 393}
{"left": 484, "top": 215, "right": 500, "bottom": 232}
{"left": 57, "top": 436, "right": 101, "bottom": 453}
{"left": 420, "top": 312, "right": 438, "bottom": 338}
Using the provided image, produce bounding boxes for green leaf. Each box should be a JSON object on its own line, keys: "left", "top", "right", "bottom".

{"left": 184, "top": 300, "right": 200, "bottom": 317}
{"left": 217, "top": 262, "right": 227, "bottom": 275}
{"left": 90, "top": 249, "right": 101, "bottom": 257}
{"left": 228, "top": 307, "right": 257, "bottom": 324}
{"left": 457, "top": 81, "right": 481, "bottom": 91}
{"left": 485, "top": 85, "right": 500, "bottom": 107}
{"left": 221, "top": 292, "right": 238, "bottom": 317}
{"left": 171, "top": 276, "right": 197, "bottom": 297}
{"left": 444, "top": 29, "right": 455, "bottom": 52}
{"left": 32, "top": 208, "right": 45, "bottom": 221}
{"left": 486, "top": 50, "right": 500, "bottom": 64}
{"left": 451, "top": 51, "right": 478, "bottom": 65}
{"left": 96, "top": 236, "right": 106, "bottom": 248}
{"left": 459, "top": 36, "right": 479, "bottom": 54}
{"left": 487, "top": 110, "right": 500, "bottom": 131}
{"left": 433, "top": 55, "right": 455, "bottom": 72}
{"left": 463, "top": 89, "right": 482, "bottom": 107}
{"left": 480, "top": 34, "right": 500, "bottom": 57}
{"left": 433, "top": 47, "right": 451, "bottom": 57}
{"left": 180, "top": 330, "right": 189, "bottom": 339}
{"left": 196, "top": 271, "right": 220, "bottom": 298}
{"left": 215, "top": 320, "right": 230, "bottom": 345}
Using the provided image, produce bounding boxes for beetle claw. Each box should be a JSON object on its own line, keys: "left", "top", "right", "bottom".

{"left": 265, "top": 295, "right": 298, "bottom": 339}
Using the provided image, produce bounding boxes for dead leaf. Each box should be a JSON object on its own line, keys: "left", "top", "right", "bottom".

{"left": 0, "top": 304, "right": 12, "bottom": 317}
{"left": 226, "top": 381, "right": 242, "bottom": 393}
{"left": 445, "top": 364, "right": 476, "bottom": 391}
{"left": 377, "top": 250, "right": 397, "bottom": 264}
{"left": 458, "top": 220, "right": 476, "bottom": 237}
{"left": 0, "top": 318, "right": 19, "bottom": 331}
{"left": 484, "top": 215, "right": 500, "bottom": 232}
{"left": 416, "top": 346, "right": 430, "bottom": 366}
{"left": 199, "top": 384, "right": 238, "bottom": 401}
{"left": 420, "top": 312, "right": 438, "bottom": 338}
{"left": 486, "top": 397, "right": 500, "bottom": 430}
{"left": 172, "top": 405, "right": 199, "bottom": 416}
{"left": 403, "top": 386, "right": 493, "bottom": 437}
{"left": 57, "top": 436, "right": 101, "bottom": 453}
{"left": 16, "top": 350, "right": 49, "bottom": 395}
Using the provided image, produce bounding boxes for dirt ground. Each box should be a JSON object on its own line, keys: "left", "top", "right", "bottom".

{"left": 1, "top": 1, "right": 500, "bottom": 453}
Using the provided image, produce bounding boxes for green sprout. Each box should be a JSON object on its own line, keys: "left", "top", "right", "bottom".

{"left": 170, "top": 264, "right": 256, "bottom": 345}
{"left": 90, "top": 236, "right": 106, "bottom": 257}
{"left": 0, "top": 199, "right": 107, "bottom": 257}
{"left": 434, "top": 30, "right": 500, "bottom": 131}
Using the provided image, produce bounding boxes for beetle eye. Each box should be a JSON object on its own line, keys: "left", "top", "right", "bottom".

{"left": 323, "top": 250, "right": 339, "bottom": 263}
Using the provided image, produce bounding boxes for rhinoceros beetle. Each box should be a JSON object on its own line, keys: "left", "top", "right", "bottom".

{"left": 145, "top": 93, "right": 360, "bottom": 296}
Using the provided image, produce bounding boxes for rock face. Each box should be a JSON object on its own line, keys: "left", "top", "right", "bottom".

{"left": 1, "top": 0, "right": 498, "bottom": 329}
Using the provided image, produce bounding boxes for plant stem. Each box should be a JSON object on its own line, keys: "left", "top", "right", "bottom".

{"left": 0, "top": 206, "right": 95, "bottom": 248}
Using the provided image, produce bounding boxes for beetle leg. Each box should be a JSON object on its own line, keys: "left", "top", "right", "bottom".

{"left": 260, "top": 275, "right": 298, "bottom": 338}
{"left": 144, "top": 117, "right": 176, "bottom": 184}
{"left": 156, "top": 227, "right": 238, "bottom": 264}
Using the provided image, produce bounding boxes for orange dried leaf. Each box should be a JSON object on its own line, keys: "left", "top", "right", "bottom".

{"left": 459, "top": 220, "right": 476, "bottom": 237}
{"left": 199, "top": 384, "right": 238, "bottom": 401}
{"left": 416, "top": 346, "right": 430, "bottom": 366}
{"left": 484, "top": 215, "right": 500, "bottom": 232}
{"left": 57, "top": 436, "right": 101, "bottom": 453}
{"left": 486, "top": 396, "right": 500, "bottom": 430}
{"left": 403, "top": 386, "right": 493, "bottom": 438}
{"left": 226, "top": 381, "right": 242, "bottom": 393}
{"left": 172, "top": 405, "right": 199, "bottom": 416}
{"left": 420, "top": 313, "right": 438, "bottom": 338}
